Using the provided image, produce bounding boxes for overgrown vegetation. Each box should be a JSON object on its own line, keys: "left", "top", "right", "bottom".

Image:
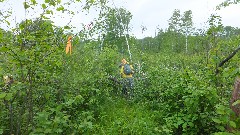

{"left": 0, "top": 0, "right": 240, "bottom": 134}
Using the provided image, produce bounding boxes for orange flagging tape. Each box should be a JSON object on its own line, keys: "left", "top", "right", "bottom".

{"left": 66, "top": 36, "right": 72, "bottom": 55}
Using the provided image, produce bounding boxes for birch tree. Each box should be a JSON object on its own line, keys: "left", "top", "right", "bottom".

{"left": 168, "top": 9, "right": 181, "bottom": 51}
{"left": 181, "top": 10, "right": 193, "bottom": 53}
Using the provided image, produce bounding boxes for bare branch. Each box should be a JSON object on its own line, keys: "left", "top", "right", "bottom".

{"left": 216, "top": 45, "right": 240, "bottom": 74}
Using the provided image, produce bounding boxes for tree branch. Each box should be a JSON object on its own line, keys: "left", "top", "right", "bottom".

{"left": 216, "top": 45, "right": 240, "bottom": 74}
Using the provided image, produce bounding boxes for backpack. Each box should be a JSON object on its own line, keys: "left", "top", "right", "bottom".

{"left": 123, "top": 64, "right": 132, "bottom": 75}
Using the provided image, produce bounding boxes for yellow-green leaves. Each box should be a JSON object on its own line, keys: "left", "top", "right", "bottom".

{"left": 56, "top": 5, "right": 64, "bottom": 11}
{"left": 232, "top": 99, "right": 240, "bottom": 106}
{"left": 44, "top": 0, "right": 61, "bottom": 6}
{"left": 217, "top": 0, "right": 240, "bottom": 10}
{"left": 229, "top": 121, "right": 236, "bottom": 128}
{"left": 30, "top": 0, "right": 37, "bottom": 5}
{"left": 89, "top": 0, "right": 95, "bottom": 4}
{"left": 0, "top": 93, "right": 6, "bottom": 99}
{"left": 23, "top": 2, "right": 30, "bottom": 9}
{"left": 42, "top": 4, "right": 47, "bottom": 9}
{"left": 23, "top": 0, "right": 37, "bottom": 9}
{"left": 46, "top": 10, "right": 53, "bottom": 15}
{"left": 45, "top": 0, "right": 50, "bottom": 3}
{"left": 0, "top": 92, "right": 13, "bottom": 101}
{"left": 64, "top": 26, "right": 71, "bottom": 29}
{"left": 0, "top": 46, "right": 8, "bottom": 52}
{"left": 5, "top": 20, "right": 10, "bottom": 25}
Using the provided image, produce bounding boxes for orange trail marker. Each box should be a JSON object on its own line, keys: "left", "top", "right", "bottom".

{"left": 66, "top": 36, "right": 72, "bottom": 55}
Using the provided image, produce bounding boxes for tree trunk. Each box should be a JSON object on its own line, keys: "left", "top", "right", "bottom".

{"left": 185, "top": 35, "right": 188, "bottom": 53}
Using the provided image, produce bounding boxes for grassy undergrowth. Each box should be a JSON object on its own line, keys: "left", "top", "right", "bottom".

{"left": 94, "top": 97, "right": 159, "bottom": 135}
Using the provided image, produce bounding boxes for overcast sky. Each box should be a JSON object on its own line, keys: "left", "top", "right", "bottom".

{"left": 1, "top": 0, "right": 240, "bottom": 38}
{"left": 120, "top": 0, "right": 240, "bottom": 38}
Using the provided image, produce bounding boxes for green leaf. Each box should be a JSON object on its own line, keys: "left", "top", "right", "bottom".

{"left": 44, "top": 128, "right": 52, "bottom": 133}
{"left": 216, "top": 105, "right": 226, "bottom": 115}
{"left": 30, "top": 0, "right": 37, "bottom": 5}
{"left": 182, "top": 123, "right": 187, "bottom": 128}
{"left": 213, "top": 132, "right": 235, "bottom": 135}
{"left": 0, "top": 46, "right": 9, "bottom": 52}
{"left": 232, "top": 100, "right": 240, "bottom": 106}
{"left": 173, "top": 123, "right": 178, "bottom": 128}
{"left": 0, "top": 93, "right": 7, "bottom": 99}
{"left": 177, "top": 120, "right": 184, "bottom": 125}
{"left": 45, "top": 93, "right": 50, "bottom": 99}
{"left": 5, "top": 20, "right": 10, "bottom": 25}
{"left": 42, "top": 4, "right": 47, "bottom": 9}
{"left": 19, "top": 23, "right": 25, "bottom": 30}
{"left": 56, "top": 0, "right": 61, "bottom": 4}
{"left": 229, "top": 121, "right": 236, "bottom": 128}
{"left": 46, "top": 10, "right": 53, "bottom": 15}
{"left": 56, "top": 128, "right": 63, "bottom": 133}
{"left": 56, "top": 6, "right": 64, "bottom": 11}
{"left": 64, "top": 26, "right": 70, "bottom": 29}
{"left": 188, "top": 122, "right": 194, "bottom": 127}
{"left": 23, "top": 2, "right": 30, "bottom": 9}
{"left": 212, "top": 118, "right": 222, "bottom": 124}
{"left": 216, "top": 125, "right": 225, "bottom": 131}
{"left": 5, "top": 93, "right": 13, "bottom": 101}
{"left": 42, "top": 15, "right": 49, "bottom": 19}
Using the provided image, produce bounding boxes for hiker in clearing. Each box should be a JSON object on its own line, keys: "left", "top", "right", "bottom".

{"left": 120, "top": 58, "right": 134, "bottom": 98}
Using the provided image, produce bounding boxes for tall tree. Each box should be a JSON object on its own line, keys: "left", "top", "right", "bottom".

{"left": 181, "top": 10, "right": 193, "bottom": 53}
{"left": 168, "top": 9, "right": 181, "bottom": 52}
{"left": 222, "top": 26, "right": 236, "bottom": 38}
{"left": 206, "top": 14, "right": 223, "bottom": 77}
{"left": 168, "top": 9, "right": 181, "bottom": 32}
{"left": 17, "top": 18, "right": 55, "bottom": 49}
{"left": 97, "top": 7, "right": 132, "bottom": 50}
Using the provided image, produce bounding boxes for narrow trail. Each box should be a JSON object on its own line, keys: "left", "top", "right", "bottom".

{"left": 95, "top": 97, "right": 159, "bottom": 134}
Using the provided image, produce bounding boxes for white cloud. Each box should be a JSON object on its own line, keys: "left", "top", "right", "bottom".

{"left": 123, "top": 0, "right": 224, "bottom": 38}
{"left": 1, "top": 0, "right": 240, "bottom": 38}
{"left": 216, "top": 4, "right": 240, "bottom": 28}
